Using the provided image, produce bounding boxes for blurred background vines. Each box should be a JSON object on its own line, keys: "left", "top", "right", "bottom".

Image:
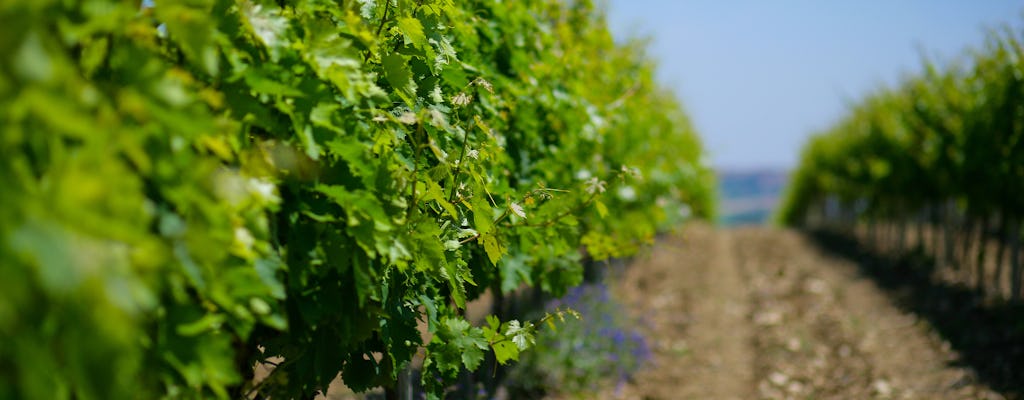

{"left": 0, "top": 0, "right": 713, "bottom": 398}
{"left": 778, "top": 24, "right": 1024, "bottom": 301}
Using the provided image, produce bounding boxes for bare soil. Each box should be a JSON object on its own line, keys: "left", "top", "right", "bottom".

{"left": 608, "top": 224, "right": 1009, "bottom": 400}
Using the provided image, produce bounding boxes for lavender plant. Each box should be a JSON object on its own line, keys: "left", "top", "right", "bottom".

{"left": 508, "top": 283, "right": 650, "bottom": 397}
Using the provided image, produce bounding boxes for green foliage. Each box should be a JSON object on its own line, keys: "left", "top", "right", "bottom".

{"left": 779, "top": 23, "right": 1024, "bottom": 228}
{"left": 0, "top": 0, "right": 712, "bottom": 398}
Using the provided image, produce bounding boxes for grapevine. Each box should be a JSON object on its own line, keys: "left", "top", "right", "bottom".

{"left": 0, "top": 0, "right": 713, "bottom": 398}
{"left": 779, "top": 23, "right": 1024, "bottom": 300}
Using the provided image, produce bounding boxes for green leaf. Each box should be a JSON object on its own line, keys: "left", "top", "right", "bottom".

{"left": 254, "top": 257, "right": 286, "bottom": 299}
{"left": 499, "top": 251, "right": 532, "bottom": 293}
{"left": 298, "top": 125, "right": 321, "bottom": 161}
{"left": 396, "top": 17, "right": 427, "bottom": 50}
{"left": 412, "top": 222, "right": 446, "bottom": 272}
{"left": 381, "top": 52, "right": 417, "bottom": 105}
{"left": 444, "top": 319, "right": 487, "bottom": 370}
{"left": 342, "top": 355, "right": 379, "bottom": 393}
{"left": 491, "top": 340, "right": 519, "bottom": 365}
{"left": 13, "top": 30, "right": 53, "bottom": 82}
{"left": 594, "top": 199, "right": 609, "bottom": 219}
{"left": 419, "top": 178, "right": 458, "bottom": 219}
{"left": 419, "top": 295, "right": 438, "bottom": 331}
{"left": 315, "top": 185, "right": 393, "bottom": 232}
{"left": 460, "top": 340, "right": 486, "bottom": 370}
{"left": 351, "top": 251, "right": 376, "bottom": 307}
{"left": 471, "top": 195, "right": 494, "bottom": 235}
{"left": 444, "top": 261, "right": 466, "bottom": 309}
{"left": 156, "top": 3, "right": 219, "bottom": 76}
{"left": 382, "top": 303, "right": 422, "bottom": 375}
{"left": 486, "top": 315, "right": 501, "bottom": 332}
{"left": 325, "top": 136, "right": 376, "bottom": 186}
{"left": 480, "top": 232, "right": 506, "bottom": 265}
{"left": 310, "top": 102, "right": 342, "bottom": 133}
{"left": 427, "top": 317, "right": 487, "bottom": 378}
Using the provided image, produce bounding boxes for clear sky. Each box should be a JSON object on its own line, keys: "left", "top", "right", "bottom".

{"left": 605, "top": 1, "right": 1023, "bottom": 170}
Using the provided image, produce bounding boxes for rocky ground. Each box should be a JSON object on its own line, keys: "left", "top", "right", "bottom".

{"left": 608, "top": 224, "right": 1009, "bottom": 400}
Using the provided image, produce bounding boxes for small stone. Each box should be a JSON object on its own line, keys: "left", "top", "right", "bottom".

{"left": 754, "top": 310, "right": 783, "bottom": 326}
{"left": 769, "top": 371, "right": 789, "bottom": 387}
{"left": 872, "top": 379, "right": 893, "bottom": 398}
{"left": 805, "top": 278, "right": 828, "bottom": 294}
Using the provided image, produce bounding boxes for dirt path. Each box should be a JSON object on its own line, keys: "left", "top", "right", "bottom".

{"left": 611, "top": 224, "right": 1005, "bottom": 400}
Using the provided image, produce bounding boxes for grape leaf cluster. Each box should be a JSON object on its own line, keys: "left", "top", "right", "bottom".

{"left": 0, "top": 0, "right": 713, "bottom": 398}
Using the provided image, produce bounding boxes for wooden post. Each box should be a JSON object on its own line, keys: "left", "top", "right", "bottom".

{"left": 916, "top": 209, "right": 926, "bottom": 253}
{"left": 943, "top": 201, "right": 956, "bottom": 271}
{"left": 1011, "top": 221, "right": 1021, "bottom": 300}
{"left": 975, "top": 216, "right": 990, "bottom": 293}
{"left": 897, "top": 218, "right": 907, "bottom": 256}
{"left": 960, "top": 217, "right": 975, "bottom": 279}
{"left": 994, "top": 217, "right": 1008, "bottom": 298}
{"left": 932, "top": 204, "right": 942, "bottom": 265}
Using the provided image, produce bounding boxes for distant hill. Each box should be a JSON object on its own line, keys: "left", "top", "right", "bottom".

{"left": 717, "top": 169, "right": 789, "bottom": 226}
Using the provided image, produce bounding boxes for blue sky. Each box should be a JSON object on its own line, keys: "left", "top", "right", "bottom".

{"left": 605, "top": 1, "right": 1023, "bottom": 170}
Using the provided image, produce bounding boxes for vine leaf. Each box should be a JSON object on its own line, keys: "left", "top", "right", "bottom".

{"left": 500, "top": 251, "right": 532, "bottom": 293}
{"left": 382, "top": 52, "right": 417, "bottom": 105}
{"left": 156, "top": 3, "right": 218, "bottom": 76}
{"left": 342, "top": 355, "right": 379, "bottom": 393}
{"left": 480, "top": 232, "right": 506, "bottom": 265}
{"left": 396, "top": 17, "right": 428, "bottom": 50}
{"left": 491, "top": 339, "right": 519, "bottom": 365}
{"left": 244, "top": 69, "right": 304, "bottom": 97}
{"left": 428, "top": 318, "right": 488, "bottom": 377}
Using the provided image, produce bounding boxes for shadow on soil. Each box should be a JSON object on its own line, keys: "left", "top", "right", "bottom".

{"left": 804, "top": 229, "right": 1024, "bottom": 399}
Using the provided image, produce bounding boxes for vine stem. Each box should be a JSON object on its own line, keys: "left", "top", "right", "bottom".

{"left": 459, "top": 233, "right": 480, "bottom": 244}
{"left": 407, "top": 123, "right": 423, "bottom": 221}
{"left": 448, "top": 127, "right": 470, "bottom": 203}
{"left": 485, "top": 311, "right": 570, "bottom": 348}
{"left": 517, "top": 190, "right": 602, "bottom": 228}
{"left": 375, "top": 0, "right": 391, "bottom": 37}
{"left": 243, "top": 352, "right": 303, "bottom": 399}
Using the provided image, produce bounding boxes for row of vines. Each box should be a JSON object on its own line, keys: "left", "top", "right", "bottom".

{"left": 779, "top": 23, "right": 1024, "bottom": 300}
{"left": 0, "top": 0, "right": 714, "bottom": 398}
